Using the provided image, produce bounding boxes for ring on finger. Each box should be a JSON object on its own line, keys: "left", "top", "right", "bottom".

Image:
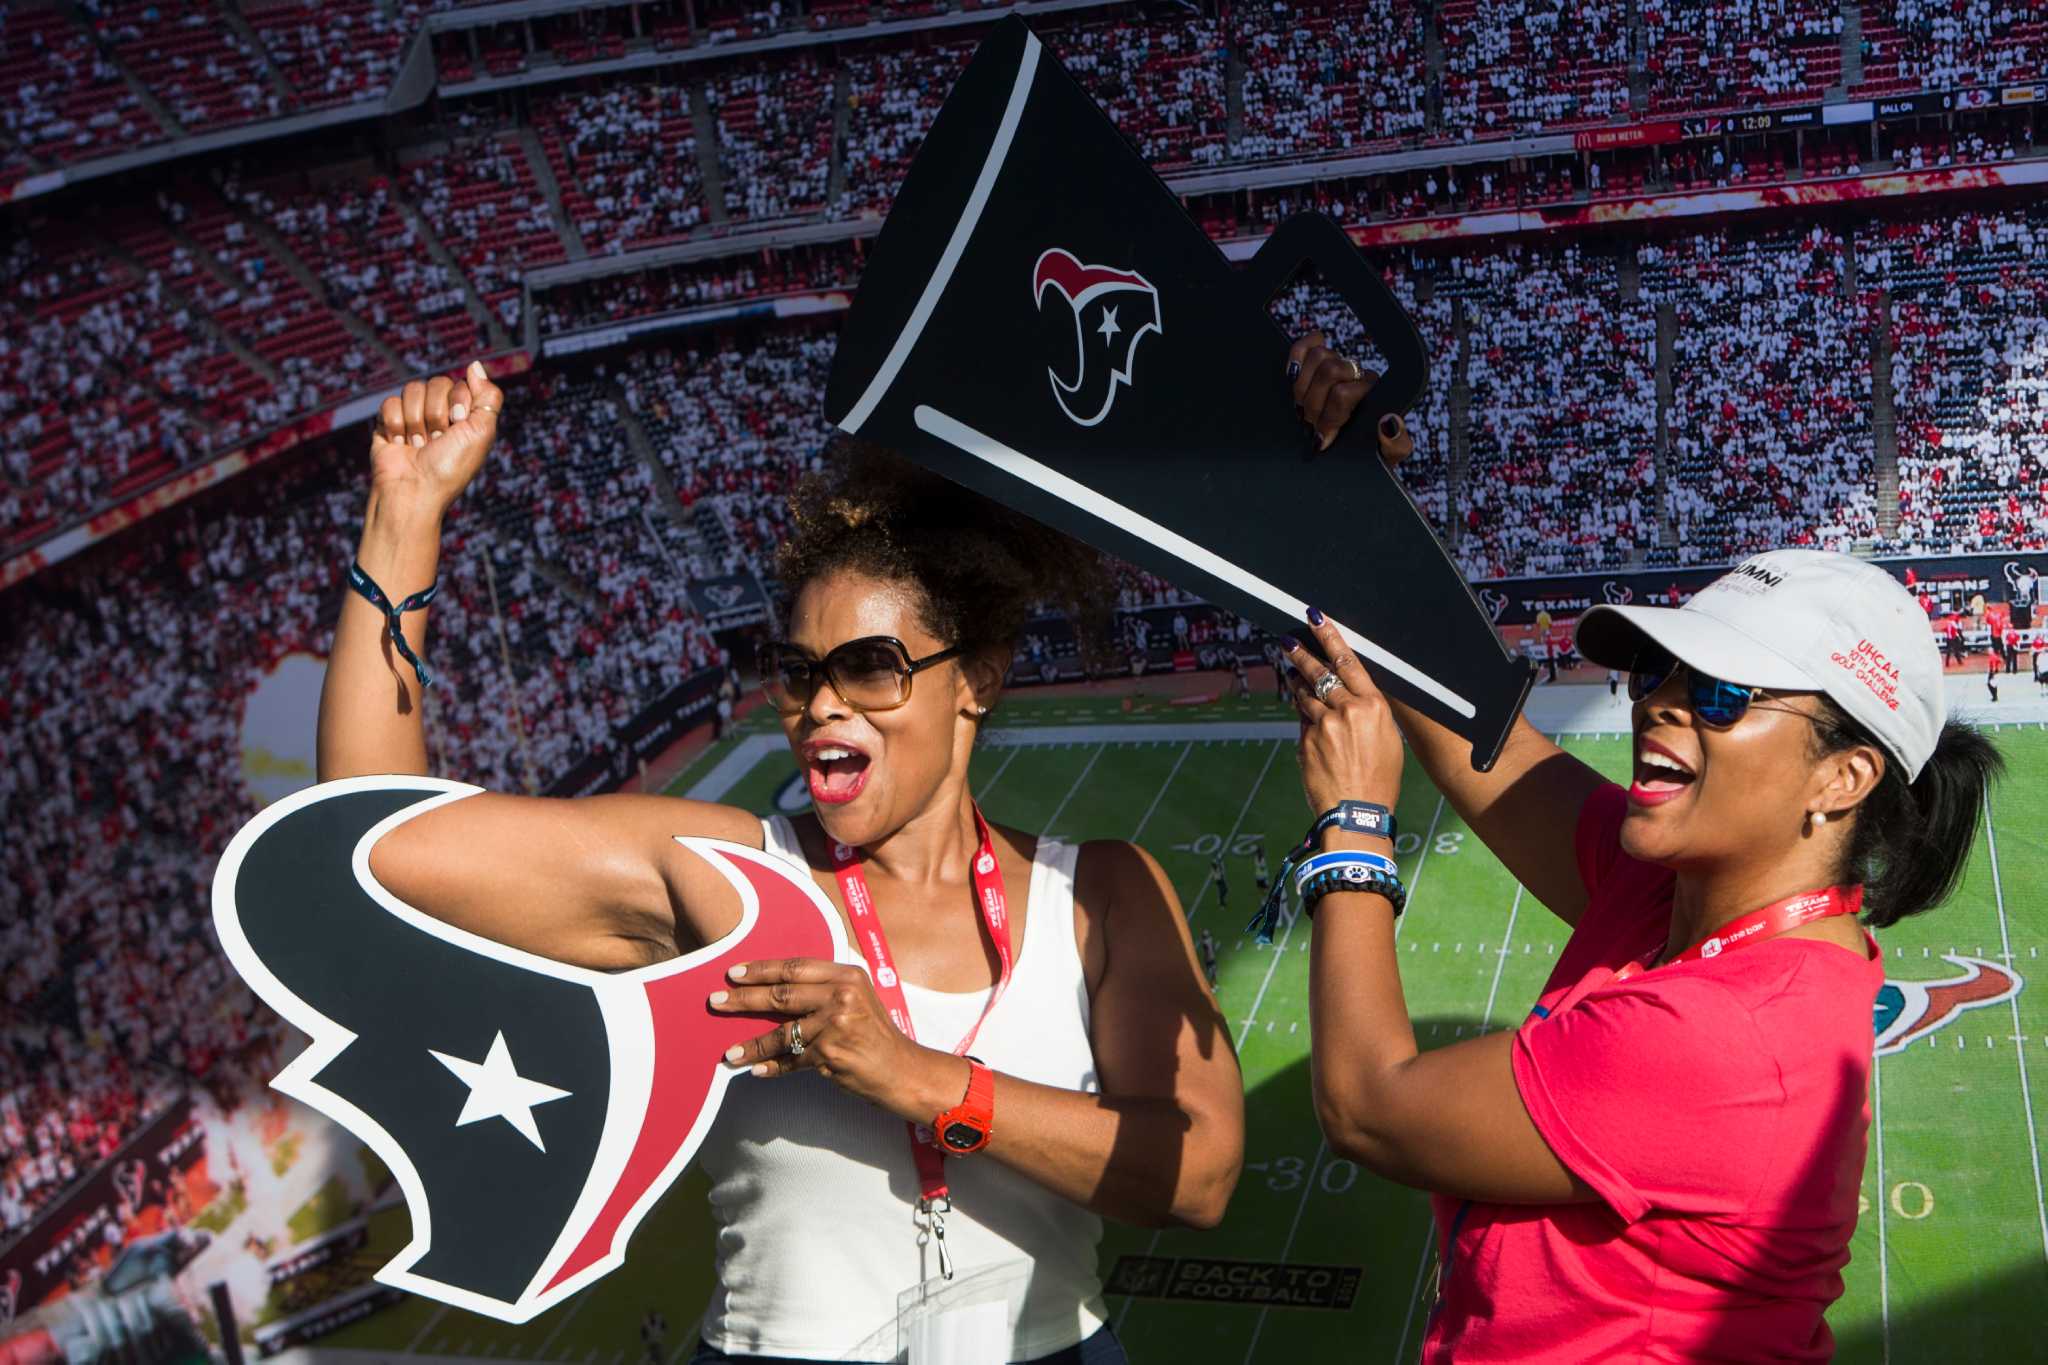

{"left": 1313, "top": 672, "right": 1345, "bottom": 703}
{"left": 1346, "top": 358, "right": 1362, "bottom": 381}
{"left": 785, "top": 1019, "right": 805, "bottom": 1057}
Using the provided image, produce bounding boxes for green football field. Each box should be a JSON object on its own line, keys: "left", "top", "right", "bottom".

{"left": 323, "top": 690, "right": 2048, "bottom": 1363}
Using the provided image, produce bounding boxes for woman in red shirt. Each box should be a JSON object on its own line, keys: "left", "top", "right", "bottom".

{"left": 1283, "top": 333, "right": 2003, "bottom": 1360}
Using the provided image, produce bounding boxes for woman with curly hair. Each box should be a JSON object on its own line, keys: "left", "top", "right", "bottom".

{"left": 317, "top": 367, "right": 1244, "bottom": 1364}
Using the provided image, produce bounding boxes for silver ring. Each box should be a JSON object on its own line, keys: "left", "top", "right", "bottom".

{"left": 1313, "top": 672, "right": 1344, "bottom": 703}
{"left": 785, "top": 1020, "right": 805, "bottom": 1057}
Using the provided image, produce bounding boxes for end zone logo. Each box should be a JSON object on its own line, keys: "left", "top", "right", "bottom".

{"left": 1875, "top": 955, "right": 2021, "bottom": 1055}
{"left": 1032, "top": 248, "right": 1162, "bottom": 427}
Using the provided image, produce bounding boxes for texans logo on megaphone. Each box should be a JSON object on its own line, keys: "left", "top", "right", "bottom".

{"left": 1033, "top": 248, "right": 1162, "bottom": 427}
{"left": 211, "top": 776, "right": 849, "bottom": 1323}
{"left": 1601, "top": 581, "right": 1634, "bottom": 607}
{"left": 1479, "top": 588, "right": 1509, "bottom": 623}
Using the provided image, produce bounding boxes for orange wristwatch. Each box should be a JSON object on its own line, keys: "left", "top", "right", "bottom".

{"left": 933, "top": 1058, "right": 995, "bottom": 1155}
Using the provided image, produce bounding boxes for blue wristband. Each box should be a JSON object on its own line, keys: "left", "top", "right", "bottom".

{"left": 1294, "top": 849, "right": 1399, "bottom": 895}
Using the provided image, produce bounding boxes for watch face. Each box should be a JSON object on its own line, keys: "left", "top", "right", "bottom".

{"left": 942, "top": 1121, "right": 983, "bottom": 1151}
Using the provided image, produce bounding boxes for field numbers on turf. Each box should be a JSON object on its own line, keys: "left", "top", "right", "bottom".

{"left": 1393, "top": 832, "right": 1466, "bottom": 856}
{"left": 1247, "top": 1156, "right": 1361, "bottom": 1195}
{"left": 1859, "top": 1182, "right": 1935, "bottom": 1220}
{"left": 1177, "top": 833, "right": 1264, "bottom": 856}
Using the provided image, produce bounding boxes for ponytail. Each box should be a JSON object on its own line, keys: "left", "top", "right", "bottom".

{"left": 1810, "top": 701, "right": 2005, "bottom": 928}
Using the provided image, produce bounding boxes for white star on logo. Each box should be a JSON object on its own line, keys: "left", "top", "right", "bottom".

{"left": 1097, "top": 306, "right": 1120, "bottom": 343}
{"left": 429, "top": 1031, "right": 572, "bottom": 1152}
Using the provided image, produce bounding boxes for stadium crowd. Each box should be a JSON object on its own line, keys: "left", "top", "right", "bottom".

{"left": 1451, "top": 241, "right": 1659, "bottom": 579}
{"left": 1642, "top": 224, "right": 1880, "bottom": 560}
{"left": 1868, "top": 207, "right": 2048, "bottom": 553}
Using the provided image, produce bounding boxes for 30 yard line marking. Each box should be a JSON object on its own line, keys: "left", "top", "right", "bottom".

{"left": 1115, "top": 739, "right": 1284, "bottom": 1336}
{"left": 1244, "top": 795, "right": 1448, "bottom": 1365}
{"left": 1392, "top": 852, "right": 1510, "bottom": 1365}
{"left": 1984, "top": 792, "right": 2048, "bottom": 1264}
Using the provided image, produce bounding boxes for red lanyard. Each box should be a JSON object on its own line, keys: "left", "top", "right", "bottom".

{"left": 829, "top": 805, "right": 1014, "bottom": 1206}
{"left": 1612, "top": 883, "right": 1863, "bottom": 982}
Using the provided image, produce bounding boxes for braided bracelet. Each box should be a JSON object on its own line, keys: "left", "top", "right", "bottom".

{"left": 347, "top": 560, "right": 439, "bottom": 688}
{"left": 1300, "top": 863, "right": 1407, "bottom": 918}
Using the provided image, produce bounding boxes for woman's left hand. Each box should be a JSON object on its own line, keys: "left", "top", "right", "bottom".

{"left": 709, "top": 959, "right": 954, "bottom": 1119}
{"left": 1282, "top": 612, "right": 1406, "bottom": 818}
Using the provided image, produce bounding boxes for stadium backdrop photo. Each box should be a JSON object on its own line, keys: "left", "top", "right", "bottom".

{"left": 4, "top": 0, "right": 2048, "bottom": 1362}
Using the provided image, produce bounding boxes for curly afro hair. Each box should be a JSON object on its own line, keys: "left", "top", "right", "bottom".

{"left": 778, "top": 438, "right": 1113, "bottom": 664}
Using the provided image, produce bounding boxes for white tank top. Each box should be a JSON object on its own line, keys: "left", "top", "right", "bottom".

{"left": 692, "top": 816, "right": 1108, "bottom": 1361}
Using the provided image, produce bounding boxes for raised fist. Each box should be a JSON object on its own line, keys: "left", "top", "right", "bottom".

{"left": 369, "top": 359, "right": 506, "bottom": 517}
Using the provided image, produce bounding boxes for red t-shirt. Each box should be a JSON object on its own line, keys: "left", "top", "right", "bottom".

{"left": 1422, "top": 784, "right": 1884, "bottom": 1363}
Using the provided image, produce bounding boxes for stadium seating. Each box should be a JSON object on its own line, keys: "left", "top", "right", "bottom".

{"left": 1438, "top": 0, "right": 1629, "bottom": 138}
{"left": 1643, "top": 1, "right": 1844, "bottom": 114}
{"left": 405, "top": 132, "right": 569, "bottom": 333}
{"left": 1642, "top": 225, "right": 1880, "bottom": 561}
{"left": 245, "top": 0, "right": 412, "bottom": 111}
{"left": 704, "top": 54, "right": 836, "bottom": 223}
{"left": 532, "top": 82, "right": 711, "bottom": 254}
{"left": 1857, "top": 1, "right": 2048, "bottom": 94}
{"left": 837, "top": 40, "right": 974, "bottom": 219}
{"left": 1231, "top": 0, "right": 1427, "bottom": 161}
{"left": 533, "top": 241, "right": 860, "bottom": 338}
{"left": 1451, "top": 241, "right": 1658, "bottom": 579}
{"left": 224, "top": 172, "right": 487, "bottom": 372}
{"left": 95, "top": 0, "right": 287, "bottom": 132}
{"left": 0, "top": 4, "right": 156, "bottom": 168}
{"left": 1866, "top": 208, "right": 2048, "bottom": 553}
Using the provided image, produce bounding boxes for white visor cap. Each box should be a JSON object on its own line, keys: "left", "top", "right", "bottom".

{"left": 1575, "top": 549, "right": 1947, "bottom": 781}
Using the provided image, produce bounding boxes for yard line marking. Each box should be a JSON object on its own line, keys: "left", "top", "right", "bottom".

{"left": 1243, "top": 795, "right": 1448, "bottom": 1364}
{"left": 1039, "top": 743, "right": 1105, "bottom": 835}
{"left": 1392, "top": 1215, "right": 1439, "bottom": 1365}
{"left": 1984, "top": 792, "right": 2048, "bottom": 1266}
{"left": 1130, "top": 741, "right": 1194, "bottom": 840}
{"left": 405, "top": 1306, "right": 450, "bottom": 1354}
{"left": 1875, "top": 1044, "right": 1890, "bottom": 1363}
{"left": 1115, "top": 739, "right": 1284, "bottom": 1336}
{"left": 536, "top": 1288, "right": 595, "bottom": 1359}
{"left": 1480, "top": 888, "right": 1524, "bottom": 1031}
{"left": 1242, "top": 1139, "right": 1330, "bottom": 1362}
{"left": 974, "top": 745, "right": 1022, "bottom": 801}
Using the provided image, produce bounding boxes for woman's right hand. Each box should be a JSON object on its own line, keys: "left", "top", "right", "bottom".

{"left": 1287, "top": 330, "right": 1417, "bottom": 462}
{"left": 369, "top": 360, "right": 506, "bottom": 518}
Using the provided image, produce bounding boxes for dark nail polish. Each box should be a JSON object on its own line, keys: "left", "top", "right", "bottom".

{"left": 1286, "top": 360, "right": 1301, "bottom": 379}
{"left": 1281, "top": 636, "right": 1301, "bottom": 652}
{"left": 1379, "top": 413, "right": 1402, "bottom": 439}
{"left": 1307, "top": 606, "right": 1325, "bottom": 626}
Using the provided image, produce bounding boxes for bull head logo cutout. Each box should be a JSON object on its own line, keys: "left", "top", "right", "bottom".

{"left": 211, "top": 777, "right": 847, "bottom": 1322}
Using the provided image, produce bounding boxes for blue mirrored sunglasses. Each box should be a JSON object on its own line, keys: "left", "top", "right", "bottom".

{"left": 1626, "top": 646, "right": 1765, "bottom": 728}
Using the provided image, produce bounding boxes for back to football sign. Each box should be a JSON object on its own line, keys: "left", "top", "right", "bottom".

{"left": 1105, "top": 1256, "right": 1363, "bottom": 1311}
